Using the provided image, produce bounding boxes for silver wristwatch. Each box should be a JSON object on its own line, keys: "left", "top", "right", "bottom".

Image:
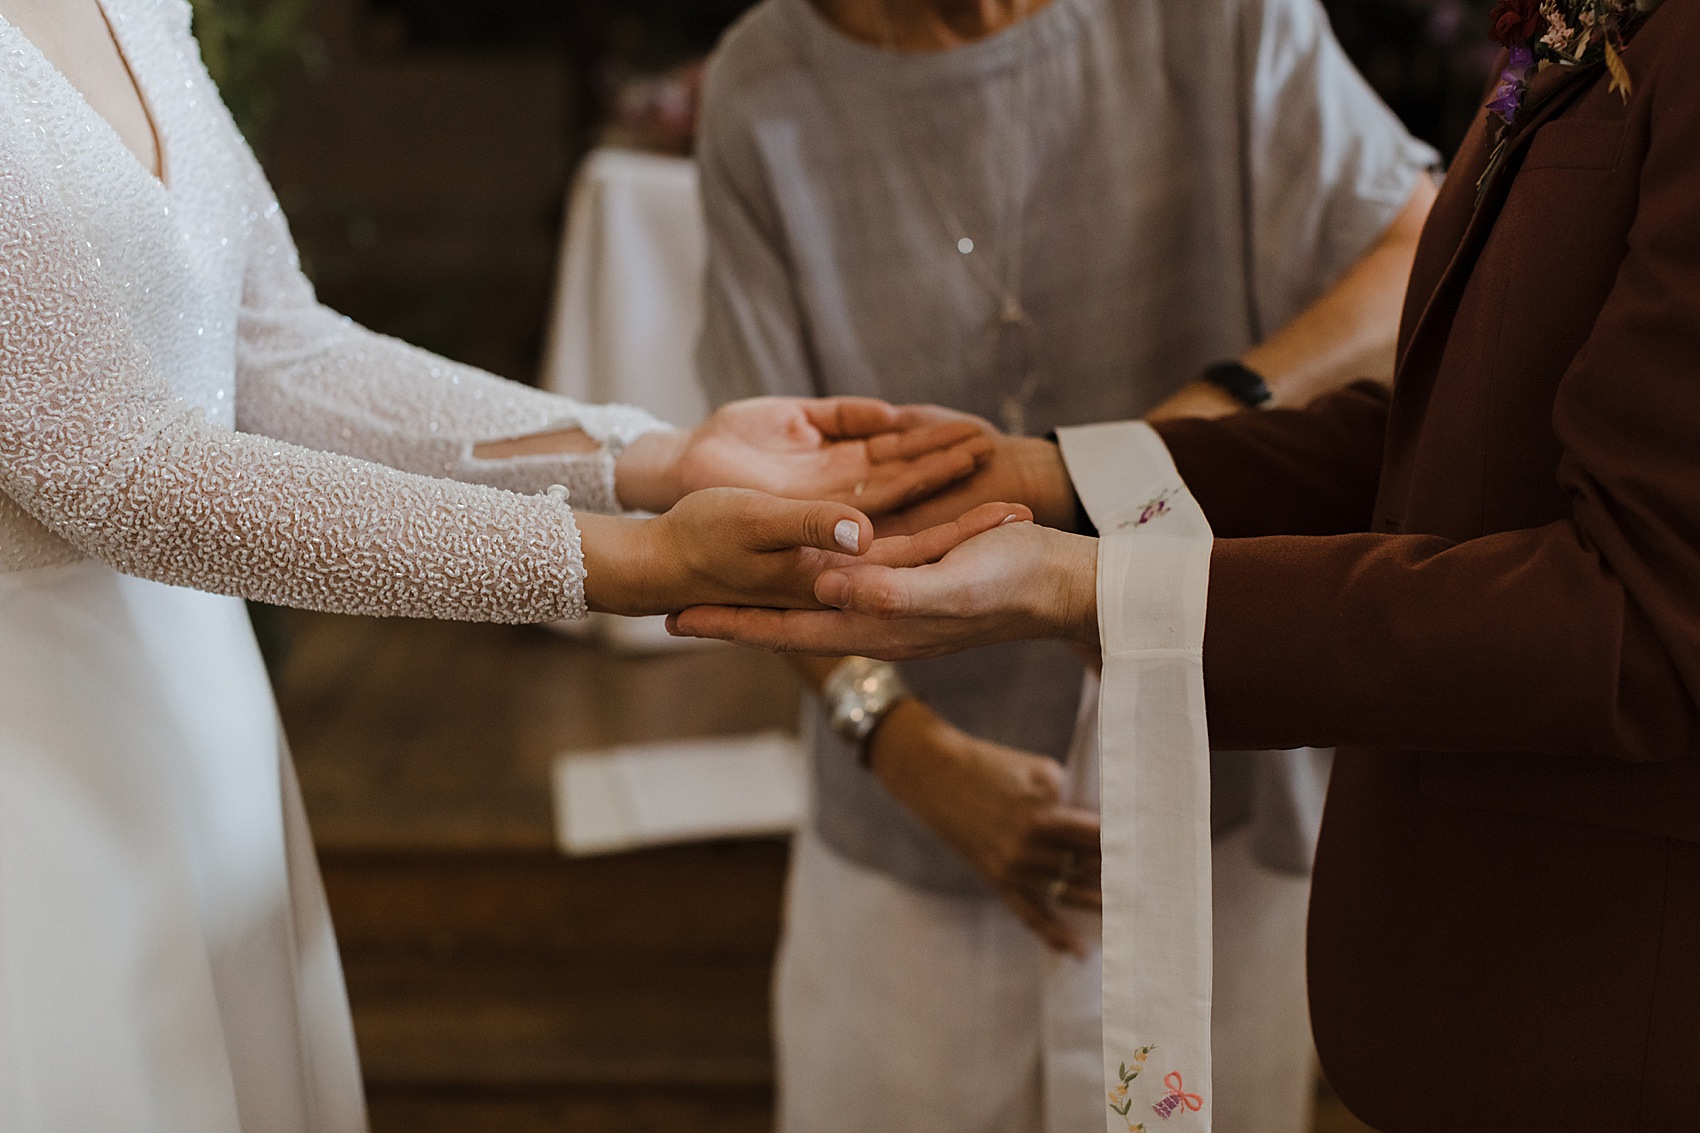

{"left": 823, "top": 656, "right": 912, "bottom": 748}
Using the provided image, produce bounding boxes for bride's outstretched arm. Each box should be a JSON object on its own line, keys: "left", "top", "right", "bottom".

{"left": 0, "top": 142, "right": 892, "bottom": 623}
{"left": 0, "top": 143, "right": 580, "bottom": 620}
{"left": 229, "top": 152, "right": 987, "bottom": 517}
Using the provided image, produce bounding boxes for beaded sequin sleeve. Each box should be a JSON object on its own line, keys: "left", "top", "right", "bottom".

{"left": 0, "top": 127, "right": 649, "bottom": 622}
{"left": 233, "top": 153, "right": 667, "bottom": 514}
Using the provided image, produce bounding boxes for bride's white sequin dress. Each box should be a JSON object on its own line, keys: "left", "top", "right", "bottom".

{"left": 0, "top": 2, "right": 664, "bottom": 1129}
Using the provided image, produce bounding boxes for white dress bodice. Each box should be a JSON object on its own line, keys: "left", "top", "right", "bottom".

{"left": 0, "top": 0, "right": 665, "bottom": 619}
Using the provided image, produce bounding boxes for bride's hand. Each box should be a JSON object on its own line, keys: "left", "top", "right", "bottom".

{"left": 576, "top": 490, "right": 1028, "bottom": 618}
{"left": 665, "top": 508, "right": 1097, "bottom": 659}
{"left": 615, "top": 397, "right": 993, "bottom": 515}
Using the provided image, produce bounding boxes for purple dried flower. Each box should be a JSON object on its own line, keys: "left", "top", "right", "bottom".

{"left": 1486, "top": 43, "right": 1536, "bottom": 122}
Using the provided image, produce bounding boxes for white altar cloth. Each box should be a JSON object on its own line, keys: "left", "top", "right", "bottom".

{"left": 541, "top": 147, "right": 713, "bottom": 651}
{"left": 541, "top": 147, "right": 709, "bottom": 426}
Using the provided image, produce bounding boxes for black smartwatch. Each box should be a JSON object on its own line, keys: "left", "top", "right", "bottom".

{"left": 1200, "top": 360, "right": 1274, "bottom": 410}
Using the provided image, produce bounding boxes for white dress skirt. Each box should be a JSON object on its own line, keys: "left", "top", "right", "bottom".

{"left": 0, "top": 562, "right": 364, "bottom": 1132}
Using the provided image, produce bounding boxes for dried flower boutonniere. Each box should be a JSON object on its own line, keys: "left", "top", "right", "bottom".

{"left": 1477, "top": 0, "right": 1662, "bottom": 199}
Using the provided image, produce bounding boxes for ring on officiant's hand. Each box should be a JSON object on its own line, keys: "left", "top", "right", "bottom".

{"left": 1046, "top": 850, "right": 1077, "bottom": 905}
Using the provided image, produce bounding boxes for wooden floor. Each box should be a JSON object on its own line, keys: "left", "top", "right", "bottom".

{"left": 276, "top": 609, "right": 1376, "bottom": 1133}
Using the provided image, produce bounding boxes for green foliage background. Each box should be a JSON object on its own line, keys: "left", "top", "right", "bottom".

{"left": 187, "top": 0, "right": 318, "bottom": 145}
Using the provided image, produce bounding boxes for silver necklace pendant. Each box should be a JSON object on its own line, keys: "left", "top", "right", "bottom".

{"left": 998, "top": 368, "right": 1042, "bottom": 438}
{"left": 999, "top": 395, "right": 1028, "bottom": 438}
{"left": 999, "top": 294, "right": 1031, "bottom": 327}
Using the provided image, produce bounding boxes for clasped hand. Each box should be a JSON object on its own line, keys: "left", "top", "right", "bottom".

{"left": 579, "top": 495, "right": 1037, "bottom": 619}
{"left": 666, "top": 511, "right": 1099, "bottom": 657}
{"left": 574, "top": 395, "right": 1024, "bottom": 617}
{"left": 658, "top": 404, "right": 1101, "bottom": 657}
{"left": 616, "top": 396, "right": 996, "bottom": 516}
{"left": 868, "top": 699, "right": 1102, "bottom": 956}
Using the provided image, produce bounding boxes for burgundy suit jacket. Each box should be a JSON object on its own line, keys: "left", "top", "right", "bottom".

{"left": 1151, "top": 3, "right": 1700, "bottom": 1129}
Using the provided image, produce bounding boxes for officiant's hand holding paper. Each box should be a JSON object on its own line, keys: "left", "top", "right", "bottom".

{"left": 667, "top": 511, "right": 1096, "bottom": 660}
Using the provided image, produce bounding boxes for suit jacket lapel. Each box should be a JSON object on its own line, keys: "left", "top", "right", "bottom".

{"left": 1391, "top": 60, "right": 1604, "bottom": 404}
{"left": 1373, "top": 60, "right": 1608, "bottom": 516}
{"left": 1393, "top": 108, "right": 1496, "bottom": 370}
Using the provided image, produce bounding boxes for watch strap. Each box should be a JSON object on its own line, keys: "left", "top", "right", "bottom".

{"left": 1200, "top": 360, "right": 1274, "bottom": 410}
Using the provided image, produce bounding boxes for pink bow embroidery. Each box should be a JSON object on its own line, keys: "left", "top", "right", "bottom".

{"left": 1119, "top": 491, "right": 1174, "bottom": 530}
{"left": 1151, "top": 1072, "right": 1204, "bottom": 1119}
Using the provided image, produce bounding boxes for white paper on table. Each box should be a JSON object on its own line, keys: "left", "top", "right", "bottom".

{"left": 552, "top": 731, "right": 806, "bottom": 856}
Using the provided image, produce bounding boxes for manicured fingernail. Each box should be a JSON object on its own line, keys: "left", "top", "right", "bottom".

{"left": 1002, "top": 513, "right": 1024, "bottom": 525}
{"left": 835, "top": 519, "right": 861, "bottom": 553}
{"left": 818, "top": 574, "right": 851, "bottom": 609}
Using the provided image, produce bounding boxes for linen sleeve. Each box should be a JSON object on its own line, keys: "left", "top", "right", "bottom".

{"left": 0, "top": 141, "right": 590, "bottom": 624}
{"left": 1237, "top": 0, "right": 1439, "bottom": 333}
{"left": 1193, "top": 67, "right": 1700, "bottom": 764}
{"left": 232, "top": 150, "right": 669, "bottom": 516}
{"left": 694, "top": 61, "right": 818, "bottom": 406}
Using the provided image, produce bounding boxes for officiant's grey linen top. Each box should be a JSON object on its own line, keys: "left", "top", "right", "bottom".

{"left": 697, "top": 0, "right": 1437, "bottom": 894}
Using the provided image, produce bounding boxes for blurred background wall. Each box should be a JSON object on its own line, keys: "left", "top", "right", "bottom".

{"left": 214, "top": 0, "right": 1500, "bottom": 390}
{"left": 212, "top": 0, "right": 742, "bottom": 383}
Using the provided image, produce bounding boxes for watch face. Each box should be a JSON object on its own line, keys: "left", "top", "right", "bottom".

{"left": 826, "top": 660, "right": 910, "bottom": 747}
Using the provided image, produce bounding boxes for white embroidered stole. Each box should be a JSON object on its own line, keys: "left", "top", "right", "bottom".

{"left": 1057, "top": 421, "right": 1215, "bottom": 1133}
